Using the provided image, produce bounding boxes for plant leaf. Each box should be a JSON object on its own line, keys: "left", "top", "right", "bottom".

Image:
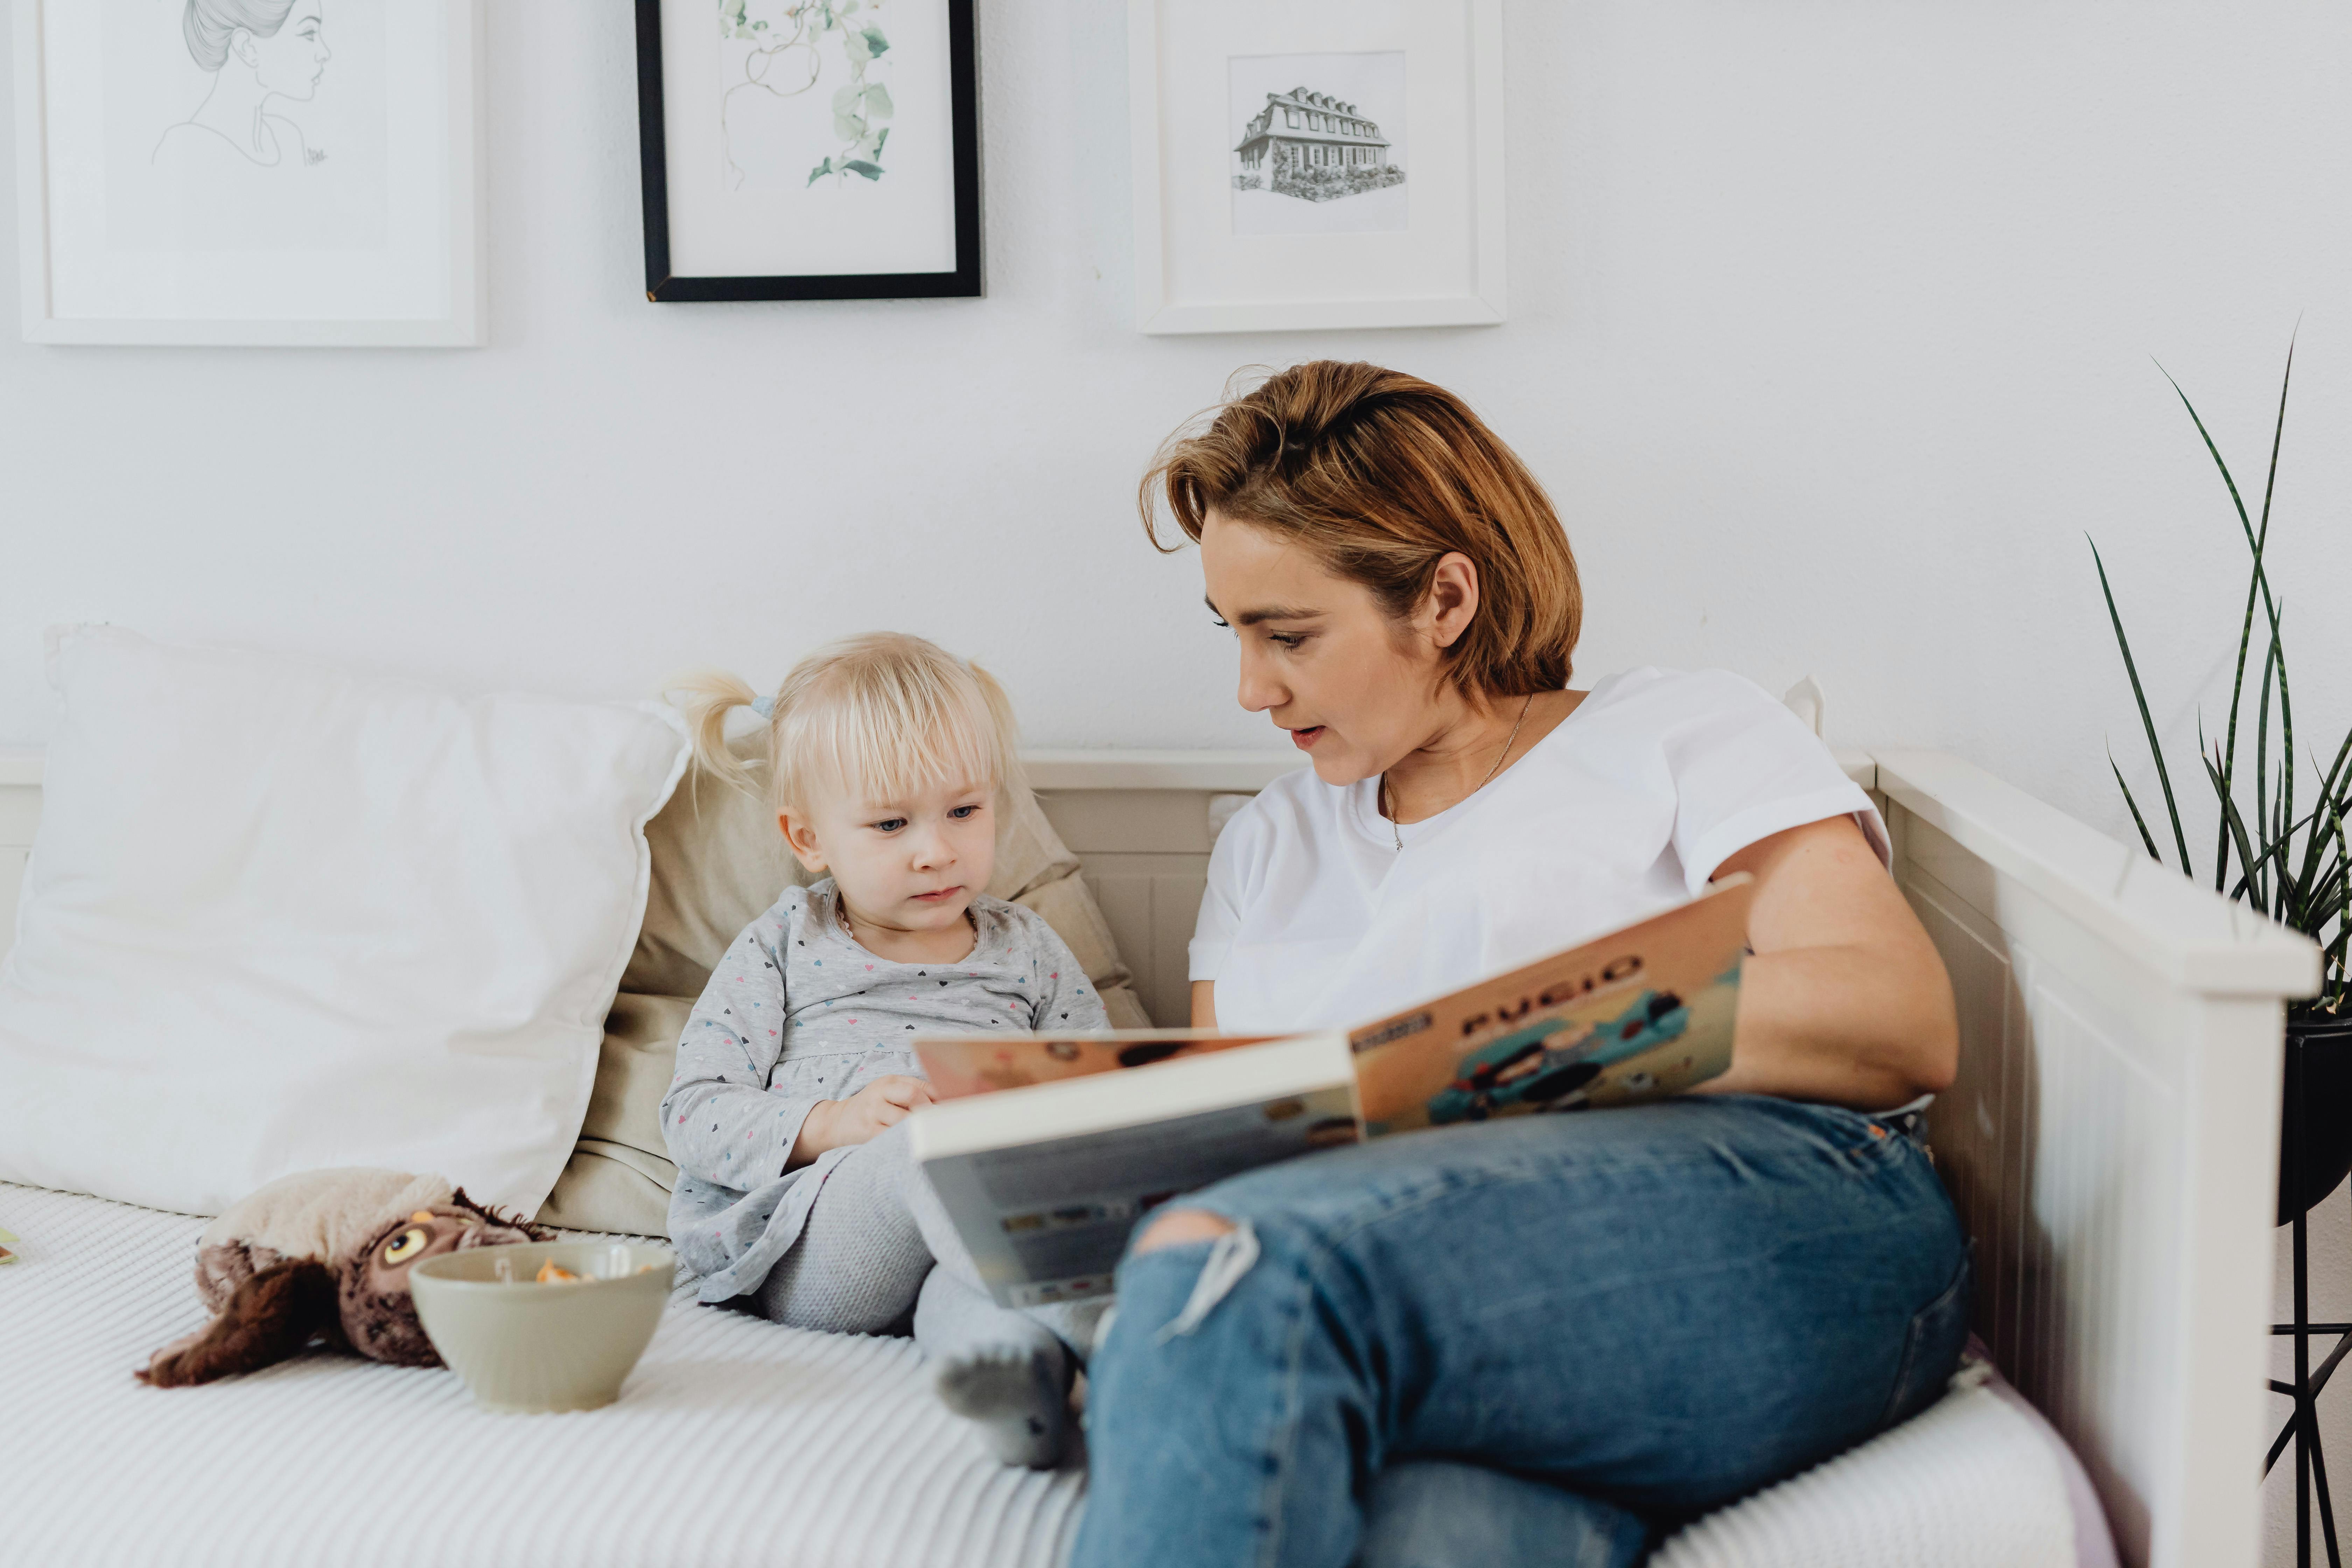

{"left": 2163, "top": 361, "right": 2278, "bottom": 889}
{"left": 2256, "top": 330, "right": 2297, "bottom": 553}
{"left": 844, "top": 159, "right": 884, "bottom": 179}
{"left": 2110, "top": 747, "right": 2163, "bottom": 861}
{"left": 2091, "top": 535, "right": 2192, "bottom": 873}
{"left": 2297, "top": 722, "right": 2352, "bottom": 899}
{"left": 2333, "top": 810, "right": 2351, "bottom": 1009}
{"left": 2207, "top": 750, "right": 2266, "bottom": 911}
{"left": 2272, "top": 613, "right": 2296, "bottom": 919}
{"left": 2256, "top": 618, "right": 2275, "bottom": 911}
{"left": 862, "top": 82, "right": 894, "bottom": 119}
{"left": 807, "top": 157, "right": 834, "bottom": 185}
{"left": 863, "top": 25, "right": 889, "bottom": 55}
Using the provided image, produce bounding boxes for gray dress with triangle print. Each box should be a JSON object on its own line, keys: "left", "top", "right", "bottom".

{"left": 660, "top": 878, "right": 1108, "bottom": 1303}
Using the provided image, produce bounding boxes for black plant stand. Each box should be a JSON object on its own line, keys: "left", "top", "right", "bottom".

{"left": 2270, "top": 1020, "right": 2352, "bottom": 1568}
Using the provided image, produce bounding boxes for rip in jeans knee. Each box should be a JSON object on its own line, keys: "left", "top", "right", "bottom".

{"left": 1140, "top": 1215, "right": 1259, "bottom": 1343}
{"left": 1135, "top": 1208, "right": 1237, "bottom": 1254}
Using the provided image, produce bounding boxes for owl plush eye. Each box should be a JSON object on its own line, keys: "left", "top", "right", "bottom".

{"left": 380, "top": 1226, "right": 430, "bottom": 1266}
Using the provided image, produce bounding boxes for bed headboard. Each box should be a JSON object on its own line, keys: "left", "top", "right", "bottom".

{"left": 1875, "top": 749, "right": 2314, "bottom": 1568}
{"left": 1026, "top": 749, "right": 1309, "bottom": 1028}
{"left": 0, "top": 743, "right": 2315, "bottom": 1567}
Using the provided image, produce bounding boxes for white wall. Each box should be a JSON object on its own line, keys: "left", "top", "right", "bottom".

{"left": 6, "top": 3, "right": 2350, "bottom": 1557}
{"left": 6, "top": 1, "right": 2349, "bottom": 830}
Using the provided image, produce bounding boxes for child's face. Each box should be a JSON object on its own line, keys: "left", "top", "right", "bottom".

{"left": 780, "top": 776, "right": 997, "bottom": 937}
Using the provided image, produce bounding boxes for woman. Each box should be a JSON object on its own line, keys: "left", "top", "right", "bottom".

{"left": 1071, "top": 363, "right": 1967, "bottom": 1568}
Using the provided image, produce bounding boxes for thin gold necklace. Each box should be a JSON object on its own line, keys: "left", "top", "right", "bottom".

{"left": 1380, "top": 693, "right": 1534, "bottom": 852}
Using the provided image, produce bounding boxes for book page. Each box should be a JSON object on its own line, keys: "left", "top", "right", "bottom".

{"left": 915, "top": 1030, "right": 1289, "bottom": 1099}
{"left": 925, "top": 1082, "right": 1360, "bottom": 1306}
{"left": 1350, "top": 878, "right": 1757, "bottom": 1135}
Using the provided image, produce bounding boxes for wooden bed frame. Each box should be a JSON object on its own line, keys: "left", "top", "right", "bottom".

{"left": 0, "top": 742, "right": 2319, "bottom": 1568}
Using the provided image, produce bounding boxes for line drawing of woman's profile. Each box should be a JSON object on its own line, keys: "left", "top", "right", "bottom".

{"left": 153, "top": 0, "right": 333, "bottom": 170}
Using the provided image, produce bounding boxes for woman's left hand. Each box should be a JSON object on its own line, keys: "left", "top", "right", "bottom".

{"left": 1696, "top": 816, "right": 1959, "bottom": 1110}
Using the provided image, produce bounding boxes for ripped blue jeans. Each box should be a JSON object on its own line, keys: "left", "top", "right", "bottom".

{"left": 1071, "top": 1095, "right": 1970, "bottom": 1568}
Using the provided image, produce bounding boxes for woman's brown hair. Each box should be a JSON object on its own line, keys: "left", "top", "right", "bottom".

{"left": 1139, "top": 361, "right": 1581, "bottom": 700}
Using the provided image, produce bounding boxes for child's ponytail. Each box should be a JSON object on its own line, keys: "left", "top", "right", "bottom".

{"left": 670, "top": 669, "right": 769, "bottom": 800}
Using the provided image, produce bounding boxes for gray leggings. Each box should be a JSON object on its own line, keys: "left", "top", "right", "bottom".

{"left": 751, "top": 1119, "right": 973, "bottom": 1333}
{"left": 748, "top": 1121, "right": 1102, "bottom": 1361}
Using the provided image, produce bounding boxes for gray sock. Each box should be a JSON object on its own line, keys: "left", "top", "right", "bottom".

{"left": 915, "top": 1267, "right": 1072, "bottom": 1468}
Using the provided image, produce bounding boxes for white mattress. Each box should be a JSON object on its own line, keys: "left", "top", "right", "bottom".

{"left": 2, "top": 1180, "right": 2112, "bottom": 1568}
{"left": 1650, "top": 1358, "right": 2100, "bottom": 1568}
{"left": 0, "top": 1182, "right": 1082, "bottom": 1568}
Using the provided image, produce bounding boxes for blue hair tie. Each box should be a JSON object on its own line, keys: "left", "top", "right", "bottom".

{"left": 750, "top": 694, "right": 776, "bottom": 720}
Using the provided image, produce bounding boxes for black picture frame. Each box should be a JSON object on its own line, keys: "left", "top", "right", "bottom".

{"left": 634, "top": 0, "right": 983, "bottom": 302}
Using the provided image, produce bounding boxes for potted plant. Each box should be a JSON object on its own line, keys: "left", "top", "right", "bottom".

{"left": 2091, "top": 341, "right": 2350, "bottom": 1223}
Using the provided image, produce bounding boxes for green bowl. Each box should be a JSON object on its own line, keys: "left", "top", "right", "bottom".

{"left": 409, "top": 1240, "right": 673, "bottom": 1413}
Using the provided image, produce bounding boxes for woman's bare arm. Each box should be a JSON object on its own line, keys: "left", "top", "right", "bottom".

{"left": 1191, "top": 980, "right": 1218, "bottom": 1029}
{"left": 1694, "top": 816, "right": 1958, "bottom": 1110}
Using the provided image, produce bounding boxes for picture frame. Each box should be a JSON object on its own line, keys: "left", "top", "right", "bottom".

{"left": 13, "top": 0, "right": 487, "bottom": 348}
{"left": 634, "top": 0, "right": 983, "bottom": 302}
{"left": 1127, "top": 0, "right": 1506, "bottom": 335}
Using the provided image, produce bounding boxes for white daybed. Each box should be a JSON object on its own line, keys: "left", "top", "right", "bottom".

{"left": 0, "top": 743, "right": 2316, "bottom": 1567}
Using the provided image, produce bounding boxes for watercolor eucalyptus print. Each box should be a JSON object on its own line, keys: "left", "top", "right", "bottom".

{"left": 637, "top": 0, "right": 980, "bottom": 300}
{"left": 718, "top": 0, "right": 897, "bottom": 190}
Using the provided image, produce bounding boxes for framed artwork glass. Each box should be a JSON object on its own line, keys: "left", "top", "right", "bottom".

{"left": 635, "top": 0, "right": 983, "bottom": 302}
{"left": 13, "top": 0, "right": 487, "bottom": 348}
{"left": 1128, "top": 0, "right": 1505, "bottom": 335}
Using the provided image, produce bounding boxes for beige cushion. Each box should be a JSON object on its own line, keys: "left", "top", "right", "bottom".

{"left": 539, "top": 766, "right": 1149, "bottom": 1234}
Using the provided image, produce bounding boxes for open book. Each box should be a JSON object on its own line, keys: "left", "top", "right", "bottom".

{"left": 905, "top": 876, "right": 1756, "bottom": 1307}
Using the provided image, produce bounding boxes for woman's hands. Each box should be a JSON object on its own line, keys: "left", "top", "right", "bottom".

{"left": 1697, "top": 816, "right": 1959, "bottom": 1109}
{"left": 786, "top": 1075, "right": 936, "bottom": 1170}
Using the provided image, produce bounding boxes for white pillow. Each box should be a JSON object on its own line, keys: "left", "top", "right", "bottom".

{"left": 0, "top": 627, "right": 688, "bottom": 1218}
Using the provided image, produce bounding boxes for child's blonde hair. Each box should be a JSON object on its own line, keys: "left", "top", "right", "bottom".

{"left": 673, "top": 632, "right": 1027, "bottom": 820}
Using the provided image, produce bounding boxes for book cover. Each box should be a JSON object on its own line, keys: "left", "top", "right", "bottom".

{"left": 1349, "top": 876, "right": 1754, "bottom": 1134}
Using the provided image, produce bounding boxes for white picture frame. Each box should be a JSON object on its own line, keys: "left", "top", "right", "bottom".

{"left": 15, "top": 0, "right": 487, "bottom": 348}
{"left": 1127, "top": 0, "right": 1505, "bottom": 336}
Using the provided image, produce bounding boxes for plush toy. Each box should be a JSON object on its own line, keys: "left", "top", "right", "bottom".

{"left": 139, "top": 1167, "right": 546, "bottom": 1387}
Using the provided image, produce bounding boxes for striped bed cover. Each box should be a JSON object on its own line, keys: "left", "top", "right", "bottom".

{"left": 0, "top": 1180, "right": 2105, "bottom": 1568}
{"left": 0, "top": 1182, "right": 1082, "bottom": 1568}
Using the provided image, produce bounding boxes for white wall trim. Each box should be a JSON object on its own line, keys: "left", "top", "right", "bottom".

{"left": 0, "top": 746, "right": 1879, "bottom": 799}
{"left": 1026, "top": 749, "right": 1306, "bottom": 792}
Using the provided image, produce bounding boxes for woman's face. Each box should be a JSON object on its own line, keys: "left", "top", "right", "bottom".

{"left": 1199, "top": 509, "right": 1455, "bottom": 787}
{"left": 243, "top": 6, "right": 331, "bottom": 100}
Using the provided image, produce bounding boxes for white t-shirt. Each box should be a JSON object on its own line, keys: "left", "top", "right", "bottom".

{"left": 1190, "top": 667, "right": 1889, "bottom": 1034}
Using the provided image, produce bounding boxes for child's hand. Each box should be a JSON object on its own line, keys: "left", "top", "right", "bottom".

{"left": 789, "top": 1076, "right": 936, "bottom": 1168}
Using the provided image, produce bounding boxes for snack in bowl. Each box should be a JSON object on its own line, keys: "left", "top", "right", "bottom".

{"left": 409, "top": 1240, "right": 673, "bottom": 1413}
{"left": 532, "top": 1258, "right": 661, "bottom": 1284}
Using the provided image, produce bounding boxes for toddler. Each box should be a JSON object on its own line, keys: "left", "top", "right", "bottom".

{"left": 660, "top": 632, "right": 1109, "bottom": 1467}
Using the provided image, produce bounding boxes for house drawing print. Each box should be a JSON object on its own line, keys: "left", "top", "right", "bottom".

{"left": 1234, "top": 86, "right": 1406, "bottom": 201}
